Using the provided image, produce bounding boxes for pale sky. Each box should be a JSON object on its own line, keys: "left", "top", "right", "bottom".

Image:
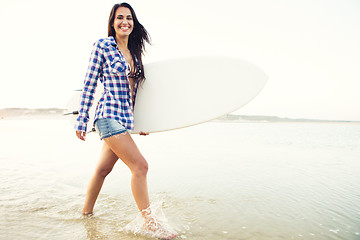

{"left": 0, "top": 0, "right": 359, "bottom": 121}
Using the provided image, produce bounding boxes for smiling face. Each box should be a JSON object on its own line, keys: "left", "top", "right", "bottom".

{"left": 113, "top": 7, "right": 134, "bottom": 38}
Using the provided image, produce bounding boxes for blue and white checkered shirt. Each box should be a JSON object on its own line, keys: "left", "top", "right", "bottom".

{"left": 75, "top": 36, "right": 139, "bottom": 132}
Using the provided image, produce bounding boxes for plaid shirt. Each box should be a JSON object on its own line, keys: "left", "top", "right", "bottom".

{"left": 75, "top": 36, "right": 139, "bottom": 132}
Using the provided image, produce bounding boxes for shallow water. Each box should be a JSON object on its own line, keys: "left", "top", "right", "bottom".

{"left": 1, "top": 119, "right": 359, "bottom": 239}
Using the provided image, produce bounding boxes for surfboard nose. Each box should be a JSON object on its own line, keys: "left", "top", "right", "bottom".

{"left": 133, "top": 56, "right": 268, "bottom": 133}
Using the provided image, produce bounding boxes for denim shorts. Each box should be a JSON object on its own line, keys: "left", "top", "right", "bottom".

{"left": 94, "top": 118, "right": 127, "bottom": 140}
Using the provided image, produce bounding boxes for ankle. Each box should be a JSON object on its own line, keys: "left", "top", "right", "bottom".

{"left": 140, "top": 206, "right": 152, "bottom": 217}
{"left": 82, "top": 211, "right": 93, "bottom": 216}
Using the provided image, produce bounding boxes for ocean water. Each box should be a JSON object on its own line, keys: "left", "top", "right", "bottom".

{"left": 0, "top": 119, "right": 359, "bottom": 240}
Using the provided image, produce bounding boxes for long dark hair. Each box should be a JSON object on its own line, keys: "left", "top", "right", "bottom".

{"left": 108, "top": 2, "right": 151, "bottom": 85}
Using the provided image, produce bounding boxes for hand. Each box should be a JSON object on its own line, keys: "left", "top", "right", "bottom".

{"left": 76, "top": 130, "right": 86, "bottom": 141}
{"left": 139, "top": 131, "right": 149, "bottom": 136}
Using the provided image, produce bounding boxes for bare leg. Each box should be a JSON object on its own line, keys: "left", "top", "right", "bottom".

{"left": 84, "top": 132, "right": 176, "bottom": 238}
{"left": 83, "top": 142, "right": 118, "bottom": 214}
{"left": 104, "top": 133, "right": 177, "bottom": 239}
{"left": 103, "top": 133, "right": 150, "bottom": 211}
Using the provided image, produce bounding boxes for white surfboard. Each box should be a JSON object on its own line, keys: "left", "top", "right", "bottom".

{"left": 66, "top": 56, "right": 267, "bottom": 133}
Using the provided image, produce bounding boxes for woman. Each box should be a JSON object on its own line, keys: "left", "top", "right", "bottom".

{"left": 75, "top": 3, "right": 177, "bottom": 239}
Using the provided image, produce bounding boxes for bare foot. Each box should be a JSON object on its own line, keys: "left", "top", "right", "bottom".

{"left": 141, "top": 208, "right": 178, "bottom": 239}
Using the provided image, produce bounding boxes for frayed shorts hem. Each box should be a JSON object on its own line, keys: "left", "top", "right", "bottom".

{"left": 94, "top": 118, "right": 128, "bottom": 140}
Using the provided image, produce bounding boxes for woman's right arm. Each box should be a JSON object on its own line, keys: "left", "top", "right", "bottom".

{"left": 75, "top": 41, "right": 104, "bottom": 140}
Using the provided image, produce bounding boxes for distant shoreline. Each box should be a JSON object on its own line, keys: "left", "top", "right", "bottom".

{"left": 0, "top": 108, "right": 359, "bottom": 123}
{"left": 213, "top": 114, "right": 360, "bottom": 124}
{"left": 0, "top": 108, "right": 65, "bottom": 120}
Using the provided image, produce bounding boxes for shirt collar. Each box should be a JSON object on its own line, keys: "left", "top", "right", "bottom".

{"left": 108, "top": 36, "right": 117, "bottom": 47}
{"left": 107, "top": 36, "right": 140, "bottom": 65}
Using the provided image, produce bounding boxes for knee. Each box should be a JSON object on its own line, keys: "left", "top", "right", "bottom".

{"left": 95, "top": 167, "right": 113, "bottom": 178}
{"left": 133, "top": 158, "right": 148, "bottom": 176}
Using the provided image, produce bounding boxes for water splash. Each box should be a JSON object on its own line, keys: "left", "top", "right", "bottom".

{"left": 120, "top": 201, "right": 178, "bottom": 239}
